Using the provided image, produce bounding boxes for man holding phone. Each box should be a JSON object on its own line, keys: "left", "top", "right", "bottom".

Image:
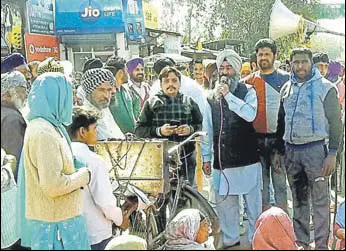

{"left": 135, "top": 66, "right": 203, "bottom": 185}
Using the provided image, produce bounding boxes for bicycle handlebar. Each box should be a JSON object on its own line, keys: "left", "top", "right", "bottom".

{"left": 167, "top": 131, "right": 207, "bottom": 155}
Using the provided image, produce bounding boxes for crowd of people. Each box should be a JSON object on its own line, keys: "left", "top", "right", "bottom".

{"left": 1, "top": 38, "right": 345, "bottom": 250}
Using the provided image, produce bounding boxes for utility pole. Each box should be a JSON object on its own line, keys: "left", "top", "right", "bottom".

{"left": 187, "top": 4, "right": 193, "bottom": 45}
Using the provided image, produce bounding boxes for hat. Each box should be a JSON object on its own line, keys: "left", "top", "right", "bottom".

{"left": 37, "top": 58, "right": 64, "bottom": 76}
{"left": 105, "top": 235, "right": 147, "bottom": 250}
{"left": 82, "top": 58, "right": 103, "bottom": 73}
{"left": 1, "top": 53, "right": 27, "bottom": 73}
{"left": 216, "top": 50, "right": 242, "bottom": 74}
{"left": 241, "top": 62, "right": 251, "bottom": 74}
{"left": 313, "top": 53, "right": 329, "bottom": 65}
{"left": 126, "top": 58, "right": 144, "bottom": 75}
{"left": 103, "top": 66, "right": 117, "bottom": 77}
{"left": 1, "top": 71, "right": 27, "bottom": 95}
{"left": 81, "top": 68, "right": 115, "bottom": 95}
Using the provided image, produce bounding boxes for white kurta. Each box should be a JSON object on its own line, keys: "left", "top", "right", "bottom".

{"left": 83, "top": 100, "right": 125, "bottom": 141}
{"left": 71, "top": 142, "right": 123, "bottom": 245}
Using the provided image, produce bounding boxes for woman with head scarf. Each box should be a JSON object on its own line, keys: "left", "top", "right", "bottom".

{"left": 164, "top": 209, "right": 214, "bottom": 250}
{"left": 252, "top": 207, "right": 302, "bottom": 250}
{"left": 18, "top": 72, "right": 91, "bottom": 250}
{"left": 332, "top": 202, "right": 345, "bottom": 250}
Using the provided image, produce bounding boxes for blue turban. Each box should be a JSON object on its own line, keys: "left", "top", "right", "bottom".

{"left": 1, "top": 53, "right": 27, "bottom": 74}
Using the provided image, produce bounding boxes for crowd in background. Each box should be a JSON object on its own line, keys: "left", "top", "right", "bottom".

{"left": 1, "top": 38, "right": 345, "bottom": 250}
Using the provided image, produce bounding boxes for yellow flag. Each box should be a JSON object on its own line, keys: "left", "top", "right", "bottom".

{"left": 196, "top": 38, "right": 203, "bottom": 51}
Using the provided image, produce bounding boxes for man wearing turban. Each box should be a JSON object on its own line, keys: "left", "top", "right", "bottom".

{"left": 1, "top": 53, "right": 32, "bottom": 81}
{"left": 1, "top": 71, "right": 28, "bottom": 180}
{"left": 81, "top": 68, "right": 124, "bottom": 140}
{"left": 202, "top": 49, "right": 261, "bottom": 249}
{"left": 124, "top": 57, "right": 151, "bottom": 119}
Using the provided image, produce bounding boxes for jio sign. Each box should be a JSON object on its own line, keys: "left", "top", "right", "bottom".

{"left": 80, "top": 1, "right": 102, "bottom": 23}
{"left": 55, "top": 0, "right": 125, "bottom": 34}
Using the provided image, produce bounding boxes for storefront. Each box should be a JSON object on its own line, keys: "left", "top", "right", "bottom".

{"left": 55, "top": 0, "right": 132, "bottom": 72}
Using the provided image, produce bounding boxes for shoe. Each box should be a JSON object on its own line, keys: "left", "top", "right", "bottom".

{"left": 296, "top": 241, "right": 310, "bottom": 250}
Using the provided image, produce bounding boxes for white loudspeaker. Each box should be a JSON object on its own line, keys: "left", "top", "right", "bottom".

{"left": 269, "top": 0, "right": 301, "bottom": 40}
{"left": 269, "top": 0, "right": 345, "bottom": 40}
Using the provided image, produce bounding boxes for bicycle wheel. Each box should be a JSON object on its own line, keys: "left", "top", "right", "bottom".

{"left": 128, "top": 208, "right": 159, "bottom": 249}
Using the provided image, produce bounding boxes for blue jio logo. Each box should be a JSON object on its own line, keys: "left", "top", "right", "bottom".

{"left": 80, "top": 0, "right": 102, "bottom": 23}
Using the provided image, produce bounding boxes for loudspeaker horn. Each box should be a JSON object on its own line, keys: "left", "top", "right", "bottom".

{"left": 269, "top": 0, "right": 345, "bottom": 40}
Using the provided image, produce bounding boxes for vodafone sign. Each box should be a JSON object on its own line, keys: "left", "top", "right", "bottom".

{"left": 25, "top": 34, "right": 60, "bottom": 62}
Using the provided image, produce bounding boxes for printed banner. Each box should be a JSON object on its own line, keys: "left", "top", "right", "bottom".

{"left": 25, "top": 33, "right": 60, "bottom": 62}
{"left": 122, "top": 0, "right": 146, "bottom": 44}
{"left": 55, "top": 0, "right": 124, "bottom": 35}
{"left": 1, "top": 1, "right": 24, "bottom": 54}
{"left": 143, "top": 2, "right": 158, "bottom": 29}
{"left": 27, "top": 0, "right": 55, "bottom": 35}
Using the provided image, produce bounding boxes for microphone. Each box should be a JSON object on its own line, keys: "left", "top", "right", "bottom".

{"left": 216, "top": 76, "right": 228, "bottom": 99}
{"left": 220, "top": 76, "right": 228, "bottom": 86}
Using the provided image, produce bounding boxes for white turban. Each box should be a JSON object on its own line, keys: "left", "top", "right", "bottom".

{"left": 1, "top": 71, "right": 27, "bottom": 95}
{"left": 216, "top": 49, "right": 242, "bottom": 74}
{"left": 105, "top": 235, "right": 147, "bottom": 250}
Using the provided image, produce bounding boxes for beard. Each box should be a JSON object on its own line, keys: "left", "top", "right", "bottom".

{"left": 214, "top": 75, "right": 239, "bottom": 100}
{"left": 88, "top": 96, "right": 110, "bottom": 110}
{"left": 221, "top": 75, "right": 239, "bottom": 93}
{"left": 13, "top": 98, "right": 26, "bottom": 110}
{"left": 131, "top": 74, "right": 144, "bottom": 83}
{"left": 259, "top": 59, "right": 274, "bottom": 70}
{"left": 228, "top": 77, "right": 239, "bottom": 94}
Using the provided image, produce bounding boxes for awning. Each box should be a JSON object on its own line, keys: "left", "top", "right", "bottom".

{"left": 60, "top": 34, "right": 116, "bottom": 46}
{"left": 144, "top": 53, "right": 192, "bottom": 67}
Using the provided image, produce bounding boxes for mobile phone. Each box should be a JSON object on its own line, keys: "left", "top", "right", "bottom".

{"left": 170, "top": 120, "right": 181, "bottom": 126}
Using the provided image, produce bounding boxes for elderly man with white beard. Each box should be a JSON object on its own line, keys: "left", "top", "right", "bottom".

{"left": 202, "top": 50, "right": 262, "bottom": 248}
{"left": 1, "top": 71, "right": 28, "bottom": 181}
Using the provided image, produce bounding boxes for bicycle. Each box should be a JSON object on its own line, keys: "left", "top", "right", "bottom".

{"left": 95, "top": 132, "right": 221, "bottom": 250}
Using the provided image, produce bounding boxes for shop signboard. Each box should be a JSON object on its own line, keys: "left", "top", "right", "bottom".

{"left": 25, "top": 33, "right": 60, "bottom": 62}
{"left": 27, "top": 0, "right": 55, "bottom": 35}
{"left": 122, "top": 0, "right": 146, "bottom": 44}
{"left": 143, "top": 2, "right": 158, "bottom": 29}
{"left": 55, "top": 0, "right": 125, "bottom": 35}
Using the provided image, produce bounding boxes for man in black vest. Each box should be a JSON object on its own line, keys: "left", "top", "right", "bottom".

{"left": 202, "top": 50, "right": 262, "bottom": 248}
